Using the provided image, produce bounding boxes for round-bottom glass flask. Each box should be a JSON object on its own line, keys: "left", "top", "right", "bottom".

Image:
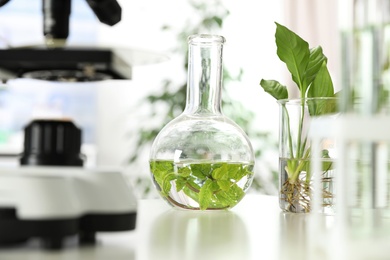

{"left": 149, "top": 34, "right": 255, "bottom": 210}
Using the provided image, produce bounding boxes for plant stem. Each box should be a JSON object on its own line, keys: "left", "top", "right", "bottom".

{"left": 290, "top": 148, "right": 310, "bottom": 183}
{"left": 186, "top": 182, "right": 200, "bottom": 193}
{"left": 283, "top": 105, "right": 295, "bottom": 159}
{"left": 286, "top": 98, "right": 307, "bottom": 184}
{"left": 296, "top": 98, "right": 306, "bottom": 159}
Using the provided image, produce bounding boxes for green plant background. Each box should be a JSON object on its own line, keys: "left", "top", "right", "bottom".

{"left": 126, "top": 0, "right": 278, "bottom": 198}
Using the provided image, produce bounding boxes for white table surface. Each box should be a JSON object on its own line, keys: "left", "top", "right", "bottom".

{"left": 0, "top": 194, "right": 315, "bottom": 260}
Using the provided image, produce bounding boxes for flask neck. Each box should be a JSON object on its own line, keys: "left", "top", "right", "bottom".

{"left": 184, "top": 35, "right": 225, "bottom": 115}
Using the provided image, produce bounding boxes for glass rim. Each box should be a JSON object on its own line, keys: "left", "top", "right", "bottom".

{"left": 277, "top": 97, "right": 338, "bottom": 105}
{"left": 188, "top": 34, "right": 226, "bottom": 45}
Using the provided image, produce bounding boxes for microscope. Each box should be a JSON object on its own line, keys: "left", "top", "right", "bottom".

{"left": 0, "top": 0, "right": 134, "bottom": 82}
{"left": 0, "top": 0, "right": 139, "bottom": 250}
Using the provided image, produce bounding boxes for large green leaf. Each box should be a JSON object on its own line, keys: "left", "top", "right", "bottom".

{"left": 260, "top": 79, "right": 288, "bottom": 100}
{"left": 305, "top": 46, "right": 327, "bottom": 88}
{"left": 275, "top": 22, "right": 310, "bottom": 93}
{"left": 308, "top": 61, "right": 334, "bottom": 98}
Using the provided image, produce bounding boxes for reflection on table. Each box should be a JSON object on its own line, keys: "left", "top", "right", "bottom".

{"left": 147, "top": 208, "right": 249, "bottom": 260}
{"left": 2, "top": 194, "right": 389, "bottom": 260}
